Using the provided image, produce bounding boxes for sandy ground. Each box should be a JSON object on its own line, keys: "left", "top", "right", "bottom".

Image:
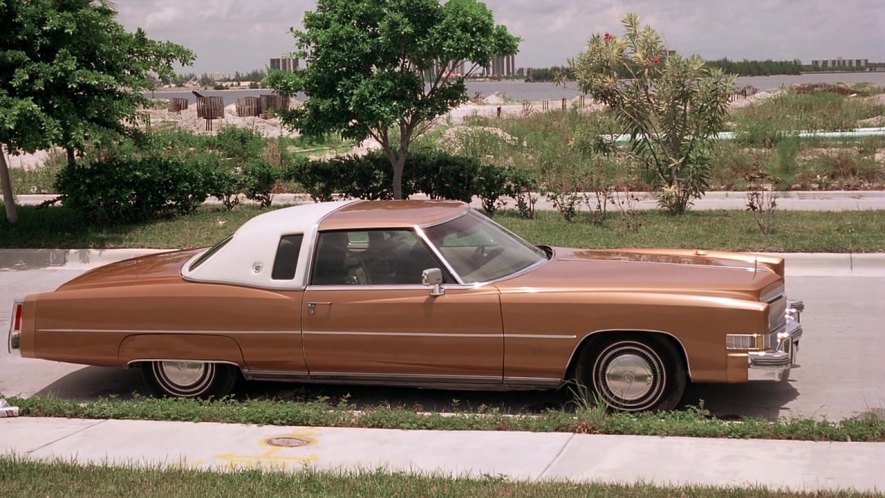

{"left": 6, "top": 87, "right": 876, "bottom": 170}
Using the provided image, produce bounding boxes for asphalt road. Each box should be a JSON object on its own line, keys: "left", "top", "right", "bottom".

{"left": 2, "top": 266, "right": 883, "bottom": 420}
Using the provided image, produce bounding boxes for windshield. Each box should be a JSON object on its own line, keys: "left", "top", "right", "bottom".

{"left": 423, "top": 211, "right": 546, "bottom": 283}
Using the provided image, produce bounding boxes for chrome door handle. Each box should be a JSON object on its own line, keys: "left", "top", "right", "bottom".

{"left": 307, "top": 302, "right": 332, "bottom": 314}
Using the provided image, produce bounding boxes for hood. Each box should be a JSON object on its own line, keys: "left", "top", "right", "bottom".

{"left": 495, "top": 248, "right": 783, "bottom": 301}
{"left": 57, "top": 249, "right": 202, "bottom": 291}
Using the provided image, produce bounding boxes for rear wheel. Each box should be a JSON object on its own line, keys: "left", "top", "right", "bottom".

{"left": 576, "top": 335, "right": 686, "bottom": 412}
{"left": 141, "top": 361, "right": 238, "bottom": 399}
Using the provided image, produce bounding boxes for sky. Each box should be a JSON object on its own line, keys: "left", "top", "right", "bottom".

{"left": 114, "top": 0, "right": 885, "bottom": 76}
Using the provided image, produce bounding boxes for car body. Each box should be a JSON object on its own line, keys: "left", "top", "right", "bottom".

{"left": 8, "top": 200, "right": 804, "bottom": 411}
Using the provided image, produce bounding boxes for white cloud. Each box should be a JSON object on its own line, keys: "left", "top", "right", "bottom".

{"left": 114, "top": 0, "right": 885, "bottom": 74}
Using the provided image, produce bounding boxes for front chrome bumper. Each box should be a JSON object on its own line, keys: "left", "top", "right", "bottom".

{"left": 748, "top": 299, "right": 804, "bottom": 381}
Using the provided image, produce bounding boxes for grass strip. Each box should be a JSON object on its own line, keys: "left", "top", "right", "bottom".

{"left": 2, "top": 205, "right": 885, "bottom": 252}
{"left": 4, "top": 395, "right": 882, "bottom": 442}
{"left": 1, "top": 457, "right": 868, "bottom": 498}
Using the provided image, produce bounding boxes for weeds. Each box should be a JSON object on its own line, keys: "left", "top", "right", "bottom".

{"left": 746, "top": 169, "right": 779, "bottom": 235}
{"left": 4, "top": 394, "right": 882, "bottom": 442}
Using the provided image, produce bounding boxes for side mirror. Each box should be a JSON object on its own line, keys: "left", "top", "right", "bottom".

{"left": 421, "top": 268, "right": 445, "bottom": 297}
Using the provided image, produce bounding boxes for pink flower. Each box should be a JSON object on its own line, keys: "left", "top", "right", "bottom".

{"left": 603, "top": 32, "right": 612, "bottom": 42}
{"left": 651, "top": 55, "right": 661, "bottom": 65}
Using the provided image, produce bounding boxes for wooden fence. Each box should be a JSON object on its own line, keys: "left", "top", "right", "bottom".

{"left": 167, "top": 98, "right": 188, "bottom": 113}
{"left": 196, "top": 96, "right": 224, "bottom": 130}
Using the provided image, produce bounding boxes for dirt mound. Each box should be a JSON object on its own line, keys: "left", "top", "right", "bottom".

{"left": 794, "top": 83, "right": 858, "bottom": 96}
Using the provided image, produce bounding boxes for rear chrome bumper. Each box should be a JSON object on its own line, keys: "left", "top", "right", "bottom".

{"left": 748, "top": 300, "right": 804, "bottom": 381}
{"left": 7, "top": 299, "right": 22, "bottom": 357}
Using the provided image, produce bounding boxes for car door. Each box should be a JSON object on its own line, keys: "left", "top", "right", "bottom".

{"left": 302, "top": 228, "right": 503, "bottom": 384}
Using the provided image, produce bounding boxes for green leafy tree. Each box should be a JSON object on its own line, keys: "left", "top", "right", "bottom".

{"left": 572, "top": 13, "right": 734, "bottom": 214}
{"left": 0, "top": 0, "right": 194, "bottom": 222}
{"left": 266, "top": 0, "right": 518, "bottom": 199}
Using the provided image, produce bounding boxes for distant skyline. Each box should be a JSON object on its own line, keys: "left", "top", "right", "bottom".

{"left": 115, "top": 0, "right": 885, "bottom": 75}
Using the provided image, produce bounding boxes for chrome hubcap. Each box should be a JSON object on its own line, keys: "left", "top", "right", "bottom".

{"left": 604, "top": 353, "right": 654, "bottom": 401}
{"left": 159, "top": 361, "right": 206, "bottom": 387}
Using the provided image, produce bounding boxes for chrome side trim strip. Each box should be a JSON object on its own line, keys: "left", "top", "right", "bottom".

{"left": 303, "top": 330, "right": 500, "bottom": 338}
{"left": 126, "top": 359, "right": 241, "bottom": 367}
{"left": 41, "top": 328, "right": 299, "bottom": 335}
{"left": 503, "top": 334, "right": 577, "bottom": 340}
{"left": 241, "top": 369, "right": 310, "bottom": 381}
{"left": 307, "top": 371, "right": 502, "bottom": 382}
{"left": 503, "top": 376, "right": 562, "bottom": 386}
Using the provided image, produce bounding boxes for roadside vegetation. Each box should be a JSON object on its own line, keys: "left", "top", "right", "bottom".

{"left": 2, "top": 205, "right": 884, "bottom": 252}
{"left": 2, "top": 457, "right": 869, "bottom": 498}
{"left": 8, "top": 85, "right": 883, "bottom": 225}
{"left": 5, "top": 394, "right": 883, "bottom": 442}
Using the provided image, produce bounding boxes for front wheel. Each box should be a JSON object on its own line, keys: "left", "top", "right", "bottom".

{"left": 576, "top": 335, "right": 686, "bottom": 412}
{"left": 141, "top": 361, "right": 238, "bottom": 399}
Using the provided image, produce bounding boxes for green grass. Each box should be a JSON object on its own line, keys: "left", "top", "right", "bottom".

{"left": 1, "top": 457, "right": 866, "bottom": 498}
{"left": 4, "top": 395, "right": 883, "bottom": 442}
{"left": 730, "top": 90, "right": 885, "bottom": 146}
{"left": 2, "top": 205, "right": 885, "bottom": 252}
{"left": 495, "top": 209, "right": 885, "bottom": 253}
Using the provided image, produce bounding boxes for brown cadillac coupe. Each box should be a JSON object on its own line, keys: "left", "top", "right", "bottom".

{"left": 8, "top": 200, "right": 804, "bottom": 411}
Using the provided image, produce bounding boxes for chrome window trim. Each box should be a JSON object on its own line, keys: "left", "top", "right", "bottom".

{"left": 417, "top": 209, "right": 549, "bottom": 287}
{"left": 414, "top": 225, "right": 465, "bottom": 285}
{"left": 304, "top": 283, "right": 482, "bottom": 292}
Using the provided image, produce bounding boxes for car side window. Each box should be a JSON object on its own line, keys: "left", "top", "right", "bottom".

{"left": 271, "top": 234, "right": 304, "bottom": 280}
{"left": 312, "top": 229, "right": 446, "bottom": 285}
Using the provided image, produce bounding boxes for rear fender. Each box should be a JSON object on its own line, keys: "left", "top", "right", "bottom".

{"left": 119, "top": 334, "right": 245, "bottom": 366}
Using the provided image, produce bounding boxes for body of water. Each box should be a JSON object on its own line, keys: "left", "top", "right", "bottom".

{"left": 148, "top": 72, "right": 885, "bottom": 104}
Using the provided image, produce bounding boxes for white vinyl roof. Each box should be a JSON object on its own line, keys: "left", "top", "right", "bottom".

{"left": 181, "top": 200, "right": 356, "bottom": 289}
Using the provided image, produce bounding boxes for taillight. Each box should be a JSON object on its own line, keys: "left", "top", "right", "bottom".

{"left": 12, "top": 303, "right": 22, "bottom": 332}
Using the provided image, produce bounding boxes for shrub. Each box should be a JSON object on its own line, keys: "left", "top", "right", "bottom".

{"left": 284, "top": 150, "right": 509, "bottom": 205}
{"left": 214, "top": 127, "right": 266, "bottom": 166}
{"left": 282, "top": 155, "right": 341, "bottom": 202}
{"left": 408, "top": 151, "right": 481, "bottom": 202}
{"left": 241, "top": 159, "right": 278, "bottom": 208}
{"left": 203, "top": 162, "right": 243, "bottom": 210}
{"left": 56, "top": 157, "right": 209, "bottom": 224}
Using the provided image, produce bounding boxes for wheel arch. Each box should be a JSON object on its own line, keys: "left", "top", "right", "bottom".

{"left": 564, "top": 329, "right": 692, "bottom": 383}
{"left": 118, "top": 334, "right": 246, "bottom": 367}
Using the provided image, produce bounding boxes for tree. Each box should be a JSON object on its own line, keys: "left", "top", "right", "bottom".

{"left": 0, "top": 0, "right": 194, "bottom": 222}
{"left": 571, "top": 13, "right": 734, "bottom": 214}
{"left": 266, "top": 0, "right": 518, "bottom": 199}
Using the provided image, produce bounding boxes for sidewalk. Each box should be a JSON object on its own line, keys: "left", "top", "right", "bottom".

{"left": 0, "top": 417, "right": 881, "bottom": 492}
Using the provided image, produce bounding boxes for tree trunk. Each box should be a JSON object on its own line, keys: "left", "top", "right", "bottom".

{"left": 0, "top": 146, "right": 18, "bottom": 223}
{"left": 65, "top": 146, "right": 76, "bottom": 167}
{"left": 392, "top": 154, "right": 405, "bottom": 200}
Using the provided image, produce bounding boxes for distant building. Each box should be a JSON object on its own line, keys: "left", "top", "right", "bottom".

{"left": 811, "top": 57, "right": 868, "bottom": 70}
{"left": 421, "top": 60, "right": 465, "bottom": 81}
{"left": 269, "top": 55, "right": 299, "bottom": 73}
{"left": 484, "top": 54, "right": 516, "bottom": 77}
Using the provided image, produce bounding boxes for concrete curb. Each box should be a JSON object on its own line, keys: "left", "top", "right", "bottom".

{"left": 1, "top": 248, "right": 884, "bottom": 276}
